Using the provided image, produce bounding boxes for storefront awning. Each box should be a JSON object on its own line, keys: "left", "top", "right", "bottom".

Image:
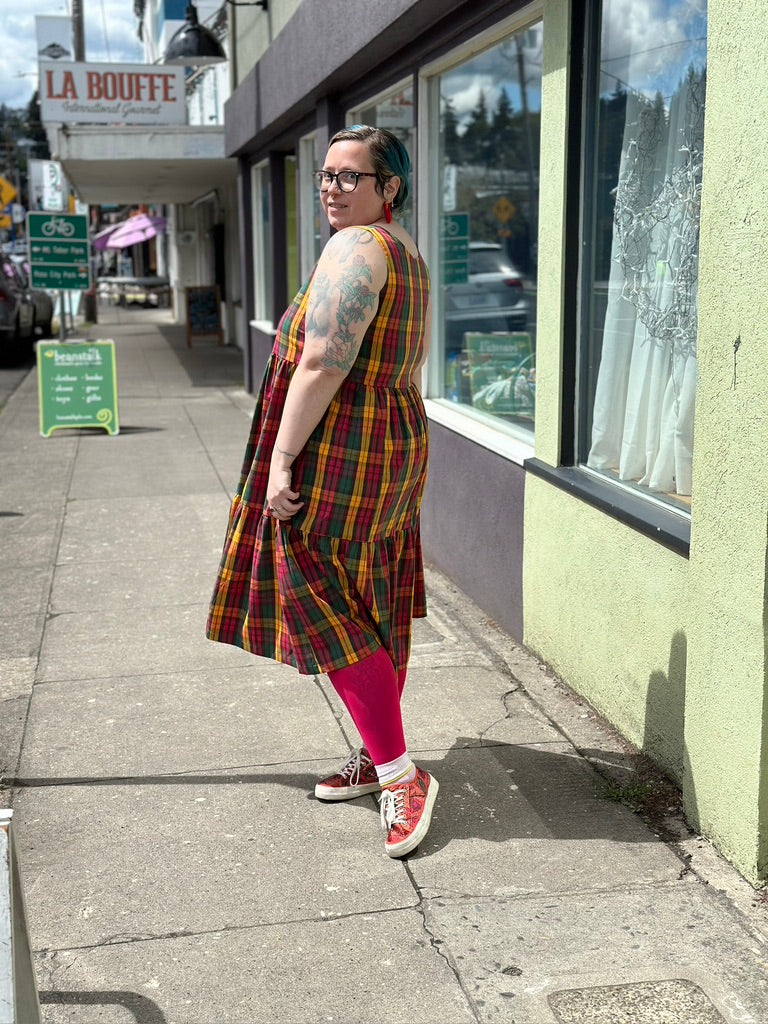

{"left": 46, "top": 124, "right": 237, "bottom": 205}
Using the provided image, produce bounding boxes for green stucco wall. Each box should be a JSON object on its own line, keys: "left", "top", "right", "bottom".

{"left": 535, "top": 0, "right": 569, "bottom": 468}
{"left": 684, "top": 0, "right": 768, "bottom": 883}
{"left": 524, "top": 477, "right": 689, "bottom": 782}
{"left": 530, "top": 0, "right": 690, "bottom": 787}
{"left": 526, "top": 0, "right": 768, "bottom": 883}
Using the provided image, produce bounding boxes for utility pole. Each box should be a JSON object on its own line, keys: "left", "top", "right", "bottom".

{"left": 72, "top": 0, "right": 85, "bottom": 61}
{"left": 69, "top": 0, "right": 99, "bottom": 328}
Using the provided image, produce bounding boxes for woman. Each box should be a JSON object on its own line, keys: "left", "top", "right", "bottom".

{"left": 207, "top": 125, "right": 437, "bottom": 858}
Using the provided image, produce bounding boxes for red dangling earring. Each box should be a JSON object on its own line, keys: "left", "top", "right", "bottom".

{"left": 384, "top": 201, "right": 393, "bottom": 224}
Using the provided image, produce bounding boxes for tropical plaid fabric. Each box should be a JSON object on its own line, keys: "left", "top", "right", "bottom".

{"left": 207, "top": 228, "right": 430, "bottom": 675}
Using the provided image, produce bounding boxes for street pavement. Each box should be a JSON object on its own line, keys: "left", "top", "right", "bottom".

{"left": 1, "top": 304, "right": 767, "bottom": 1024}
{"left": 0, "top": 357, "right": 35, "bottom": 414}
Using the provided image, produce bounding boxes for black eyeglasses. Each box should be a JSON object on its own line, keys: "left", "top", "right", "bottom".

{"left": 314, "top": 170, "right": 379, "bottom": 192}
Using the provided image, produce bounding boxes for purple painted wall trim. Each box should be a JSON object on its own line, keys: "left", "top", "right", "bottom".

{"left": 248, "top": 325, "right": 274, "bottom": 386}
{"left": 421, "top": 420, "right": 525, "bottom": 641}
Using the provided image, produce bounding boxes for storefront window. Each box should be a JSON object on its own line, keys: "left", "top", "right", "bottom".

{"left": 432, "top": 24, "right": 542, "bottom": 438}
{"left": 299, "top": 134, "right": 323, "bottom": 281}
{"left": 581, "top": 1, "right": 707, "bottom": 511}
{"left": 285, "top": 156, "right": 298, "bottom": 300}
{"left": 251, "top": 162, "right": 273, "bottom": 323}
{"left": 348, "top": 82, "right": 415, "bottom": 235}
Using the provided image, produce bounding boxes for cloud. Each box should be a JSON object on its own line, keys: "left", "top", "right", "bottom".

{"left": 0, "top": 1, "right": 144, "bottom": 110}
{"left": 440, "top": 24, "right": 544, "bottom": 127}
{"left": 601, "top": 0, "right": 707, "bottom": 99}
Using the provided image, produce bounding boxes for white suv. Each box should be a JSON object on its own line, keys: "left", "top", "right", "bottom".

{"left": 444, "top": 242, "right": 528, "bottom": 356}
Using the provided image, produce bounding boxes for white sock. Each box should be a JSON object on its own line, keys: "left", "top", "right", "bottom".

{"left": 376, "top": 752, "right": 416, "bottom": 787}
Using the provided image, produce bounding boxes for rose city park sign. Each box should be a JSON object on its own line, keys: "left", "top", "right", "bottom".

{"left": 39, "top": 62, "right": 187, "bottom": 126}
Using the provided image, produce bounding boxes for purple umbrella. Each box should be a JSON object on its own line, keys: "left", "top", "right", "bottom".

{"left": 92, "top": 223, "right": 122, "bottom": 250}
{"left": 103, "top": 214, "right": 167, "bottom": 250}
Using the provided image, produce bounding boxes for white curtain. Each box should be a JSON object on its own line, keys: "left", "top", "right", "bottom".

{"left": 588, "top": 70, "right": 705, "bottom": 497}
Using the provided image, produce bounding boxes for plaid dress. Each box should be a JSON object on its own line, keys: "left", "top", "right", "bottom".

{"left": 206, "top": 227, "right": 431, "bottom": 675}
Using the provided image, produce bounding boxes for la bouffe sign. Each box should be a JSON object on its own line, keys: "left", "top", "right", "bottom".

{"left": 39, "top": 61, "right": 186, "bottom": 125}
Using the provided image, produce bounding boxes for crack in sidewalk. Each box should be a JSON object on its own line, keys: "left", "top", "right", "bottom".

{"left": 32, "top": 900, "right": 423, "bottom": 955}
{"left": 403, "top": 863, "right": 483, "bottom": 1023}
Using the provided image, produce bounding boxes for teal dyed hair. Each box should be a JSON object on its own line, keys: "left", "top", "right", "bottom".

{"left": 328, "top": 125, "right": 411, "bottom": 209}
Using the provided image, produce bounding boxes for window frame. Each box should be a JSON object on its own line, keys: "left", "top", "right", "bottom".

{"left": 347, "top": 76, "right": 417, "bottom": 238}
{"left": 250, "top": 160, "right": 273, "bottom": 327}
{"left": 418, "top": 1, "right": 544, "bottom": 468}
{"left": 522, "top": 0, "right": 693, "bottom": 556}
{"left": 346, "top": 75, "right": 415, "bottom": 133}
{"left": 298, "top": 132, "right": 322, "bottom": 282}
{"left": 285, "top": 154, "right": 299, "bottom": 301}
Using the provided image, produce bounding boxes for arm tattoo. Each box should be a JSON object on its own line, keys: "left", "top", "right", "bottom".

{"left": 307, "top": 235, "right": 379, "bottom": 372}
{"left": 333, "top": 228, "right": 374, "bottom": 261}
{"left": 274, "top": 443, "right": 298, "bottom": 460}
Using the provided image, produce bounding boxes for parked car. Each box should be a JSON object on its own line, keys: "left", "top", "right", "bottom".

{"left": 11, "top": 257, "right": 55, "bottom": 339}
{"left": 444, "top": 241, "right": 529, "bottom": 357}
{"left": 0, "top": 258, "right": 36, "bottom": 366}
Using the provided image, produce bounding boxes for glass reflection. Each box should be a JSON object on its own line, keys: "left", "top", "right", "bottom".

{"left": 583, "top": 0, "right": 707, "bottom": 508}
{"left": 437, "top": 24, "right": 542, "bottom": 435}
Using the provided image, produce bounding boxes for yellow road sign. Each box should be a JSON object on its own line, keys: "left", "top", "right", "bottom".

{"left": 494, "top": 196, "right": 516, "bottom": 223}
{"left": 0, "top": 177, "right": 17, "bottom": 209}
{"left": 0, "top": 215, "right": 11, "bottom": 231}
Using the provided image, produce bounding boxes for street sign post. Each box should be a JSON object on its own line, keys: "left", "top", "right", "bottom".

{"left": 441, "top": 212, "right": 470, "bottom": 285}
{"left": 26, "top": 212, "right": 91, "bottom": 291}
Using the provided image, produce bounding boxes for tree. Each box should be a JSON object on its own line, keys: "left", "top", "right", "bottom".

{"left": 491, "top": 87, "right": 520, "bottom": 168}
{"left": 441, "top": 97, "right": 461, "bottom": 164}
{"left": 25, "top": 92, "right": 50, "bottom": 159}
{"left": 461, "top": 90, "right": 491, "bottom": 164}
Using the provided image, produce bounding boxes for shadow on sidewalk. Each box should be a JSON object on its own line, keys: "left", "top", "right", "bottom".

{"left": 39, "top": 990, "right": 167, "bottom": 1024}
{"left": 156, "top": 324, "right": 246, "bottom": 390}
{"left": 10, "top": 736, "right": 657, "bottom": 855}
{"left": 81, "top": 307, "right": 247, "bottom": 391}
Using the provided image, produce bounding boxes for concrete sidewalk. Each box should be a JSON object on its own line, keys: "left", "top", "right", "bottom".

{"left": 1, "top": 307, "right": 767, "bottom": 1023}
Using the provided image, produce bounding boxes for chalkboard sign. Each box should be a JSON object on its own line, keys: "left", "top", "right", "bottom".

{"left": 37, "top": 340, "right": 119, "bottom": 437}
{"left": 185, "top": 285, "right": 223, "bottom": 347}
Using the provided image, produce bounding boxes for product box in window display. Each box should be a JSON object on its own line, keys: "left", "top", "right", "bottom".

{"left": 465, "top": 331, "right": 535, "bottom": 419}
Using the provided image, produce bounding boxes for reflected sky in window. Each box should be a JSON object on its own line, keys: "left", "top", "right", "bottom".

{"left": 600, "top": 0, "right": 707, "bottom": 102}
{"left": 440, "top": 26, "right": 543, "bottom": 130}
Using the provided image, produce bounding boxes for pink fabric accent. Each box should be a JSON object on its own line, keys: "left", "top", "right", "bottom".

{"left": 328, "top": 648, "right": 406, "bottom": 766}
{"left": 397, "top": 667, "right": 408, "bottom": 698}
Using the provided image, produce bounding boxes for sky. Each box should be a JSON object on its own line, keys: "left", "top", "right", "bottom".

{"left": 1, "top": 0, "right": 707, "bottom": 115}
{"left": 440, "top": 25, "right": 544, "bottom": 134}
{"left": 0, "top": 0, "right": 144, "bottom": 110}
{"left": 439, "top": 0, "right": 706, "bottom": 126}
{"left": 600, "top": 0, "right": 707, "bottom": 101}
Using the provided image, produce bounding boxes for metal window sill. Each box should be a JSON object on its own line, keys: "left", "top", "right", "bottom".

{"left": 524, "top": 458, "right": 690, "bottom": 557}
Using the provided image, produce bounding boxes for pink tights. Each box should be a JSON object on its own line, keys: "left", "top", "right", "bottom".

{"left": 327, "top": 647, "right": 408, "bottom": 766}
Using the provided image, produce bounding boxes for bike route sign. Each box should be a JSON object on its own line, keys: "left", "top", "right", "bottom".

{"left": 441, "top": 212, "right": 469, "bottom": 285}
{"left": 27, "top": 212, "right": 91, "bottom": 290}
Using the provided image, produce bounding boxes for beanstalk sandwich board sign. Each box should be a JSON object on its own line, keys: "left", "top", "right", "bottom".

{"left": 37, "top": 339, "right": 119, "bottom": 437}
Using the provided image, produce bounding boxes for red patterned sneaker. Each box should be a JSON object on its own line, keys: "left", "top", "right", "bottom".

{"left": 379, "top": 767, "right": 439, "bottom": 858}
{"left": 314, "top": 748, "right": 380, "bottom": 801}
